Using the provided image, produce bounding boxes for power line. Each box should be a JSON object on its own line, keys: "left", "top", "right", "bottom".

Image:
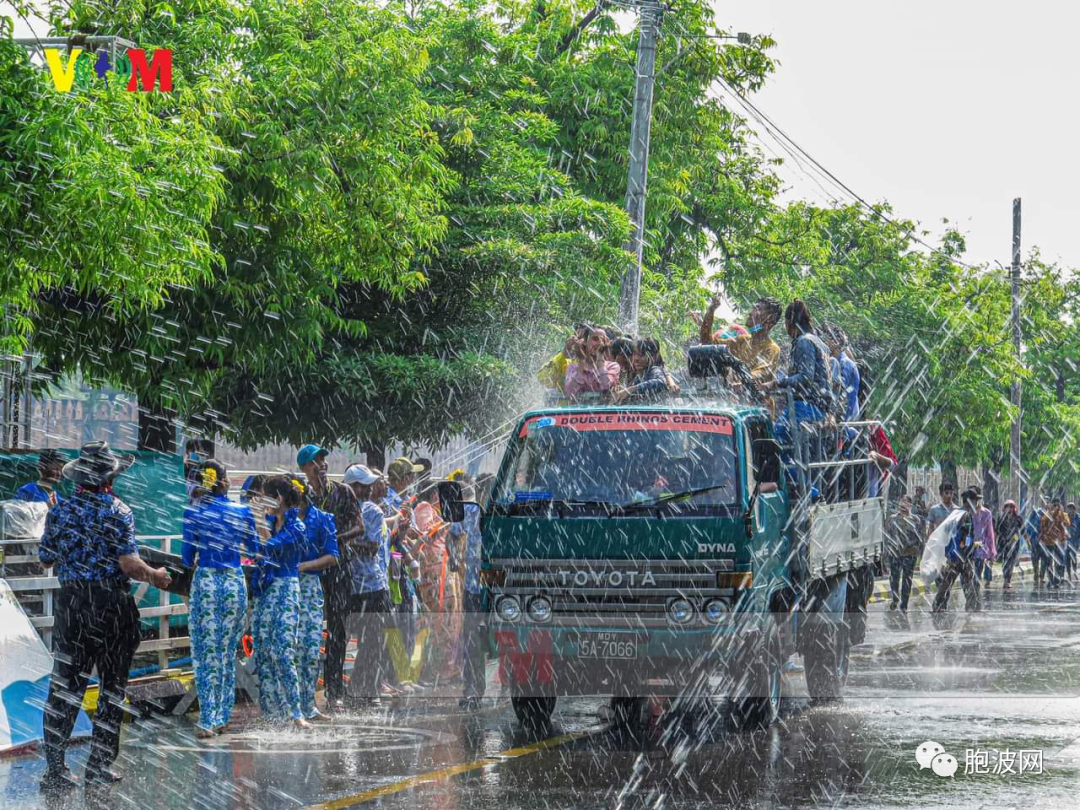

{"left": 711, "top": 76, "right": 977, "bottom": 271}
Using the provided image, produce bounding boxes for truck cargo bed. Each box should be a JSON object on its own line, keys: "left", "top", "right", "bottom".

{"left": 806, "top": 497, "right": 883, "bottom": 579}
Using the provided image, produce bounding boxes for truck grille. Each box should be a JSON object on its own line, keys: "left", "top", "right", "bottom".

{"left": 490, "top": 558, "right": 734, "bottom": 615}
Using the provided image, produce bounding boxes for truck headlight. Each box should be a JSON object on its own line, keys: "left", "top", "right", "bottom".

{"left": 526, "top": 595, "right": 552, "bottom": 623}
{"left": 495, "top": 595, "right": 522, "bottom": 622}
{"left": 703, "top": 599, "right": 730, "bottom": 623}
{"left": 667, "top": 597, "right": 694, "bottom": 625}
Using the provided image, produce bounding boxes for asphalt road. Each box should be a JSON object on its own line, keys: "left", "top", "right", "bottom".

{"left": 3, "top": 580, "right": 1080, "bottom": 810}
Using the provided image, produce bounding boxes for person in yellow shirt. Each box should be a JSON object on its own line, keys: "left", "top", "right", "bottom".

{"left": 537, "top": 325, "right": 588, "bottom": 393}
{"left": 700, "top": 296, "right": 783, "bottom": 386}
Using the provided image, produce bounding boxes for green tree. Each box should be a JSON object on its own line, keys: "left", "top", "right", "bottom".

{"left": 0, "top": 17, "right": 223, "bottom": 354}
{"left": 22, "top": 0, "right": 457, "bottom": 449}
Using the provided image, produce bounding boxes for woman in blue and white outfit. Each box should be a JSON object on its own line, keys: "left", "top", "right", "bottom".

{"left": 296, "top": 491, "right": 339, "bottom": 721}
{"left": 251, "top": 475, "right": 309, "bottom": 728}
{"left": 181, "top": 460, "right": 256, "bottom": 739}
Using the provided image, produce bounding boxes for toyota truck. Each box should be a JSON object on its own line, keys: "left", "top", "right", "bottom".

{"left": 439, "top": 346, "right": 882, "bottom": 728}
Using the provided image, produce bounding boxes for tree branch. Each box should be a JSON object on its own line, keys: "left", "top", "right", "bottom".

{"left": 555, "top": 3, "right": 604, "bottom": 56}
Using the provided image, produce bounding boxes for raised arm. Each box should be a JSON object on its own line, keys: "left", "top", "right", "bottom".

{"left": 700, "top": 297, "right": 720, "bottom": 345}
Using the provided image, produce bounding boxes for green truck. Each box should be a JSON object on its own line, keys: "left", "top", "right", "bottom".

{"left": 442, "top": 347, "right": 883, "bottom": 728}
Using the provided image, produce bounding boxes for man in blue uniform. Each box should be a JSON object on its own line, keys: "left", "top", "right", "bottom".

{"left": 38, "top": 441, "right": 171, "bottom": 796}
{"left": 15, "top": 449, "right": 65, "bottom": 507}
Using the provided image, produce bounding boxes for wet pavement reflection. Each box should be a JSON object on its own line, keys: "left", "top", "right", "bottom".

{"left": 3, "top": 586, "right": 1079, "bottom": 809}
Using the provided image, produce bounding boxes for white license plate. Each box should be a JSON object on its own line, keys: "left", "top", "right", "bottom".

{"left": 576, "top": 632, "right": 639, "bottom": 660}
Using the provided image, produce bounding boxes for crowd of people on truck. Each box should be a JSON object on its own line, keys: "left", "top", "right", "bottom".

{"left": 20, "top": 441, "right": 493, "bottom": 795}
{"left": 538, "top": 295, "right": 896, "bottom": 495}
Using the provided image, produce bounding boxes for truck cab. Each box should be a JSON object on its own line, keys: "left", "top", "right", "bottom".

{"left": 440, "top": 351, "right": 883, "bottom": 729}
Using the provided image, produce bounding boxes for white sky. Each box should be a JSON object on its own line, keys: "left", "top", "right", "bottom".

{"left": 8, "top": 1, "right": 1076, "bottom": 270}
{"left": 719, "top": 0, "right": 1080, "bottom": 270}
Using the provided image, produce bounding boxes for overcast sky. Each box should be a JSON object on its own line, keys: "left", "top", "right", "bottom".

{"left": 719, "top": 0, "right": 1079, "bottom": 270}
{"left": 8, "top": 1, "right": 1076, "bottom": 270}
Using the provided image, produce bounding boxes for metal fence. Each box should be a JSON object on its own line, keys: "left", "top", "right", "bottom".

{"left": 1, "top": 534, "right": 189, "bottom": 670}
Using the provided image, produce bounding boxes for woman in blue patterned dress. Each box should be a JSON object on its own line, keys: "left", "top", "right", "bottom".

{"left": 182, "top": 460, "right": 257, "bottom": 739}
{"left": 296, "top": 493, "right": 339, "bottom": 721}
{"left": 251, "top": 475, "right": 310, "bottom": 728}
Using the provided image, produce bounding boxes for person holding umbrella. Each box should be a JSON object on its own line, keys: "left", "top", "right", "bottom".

{"left": 38, "top": 441, "right": 171, "bottom": 795}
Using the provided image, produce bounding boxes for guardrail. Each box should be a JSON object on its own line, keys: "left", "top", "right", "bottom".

{"left": 1, "top": 534, "right": 189, "bottom": 670}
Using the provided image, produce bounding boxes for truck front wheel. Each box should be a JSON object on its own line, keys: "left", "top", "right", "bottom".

{"left": 730, "top": 630, "right": 783, "bottom": 730}
{"left": 512, "top": 696, "right": 556, "bottom": 728}
{"left": 804, "top": 622, "right": 850, "bottom": 701}
{"left": 610, "top": 696, "right": 648, "bottom": 730}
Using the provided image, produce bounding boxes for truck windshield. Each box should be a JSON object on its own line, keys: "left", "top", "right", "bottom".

{"left": 495, "top": 411, "right": 739, "bottom": 509}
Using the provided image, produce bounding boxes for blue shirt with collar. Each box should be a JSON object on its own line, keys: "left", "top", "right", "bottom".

{"left": 349, "top": 501, "right": 389, "bottom": 594}
{"left": 39, "top": 490, "right": 138, "bottom": 583}
{"left": 181, "top": 493, "right": 258, "bottom": 570}
{"left": 298, "top": 504, "right": 339, "bottom": 567}
{"left": 15, "top": 481, "right": 61, "bottom": 505}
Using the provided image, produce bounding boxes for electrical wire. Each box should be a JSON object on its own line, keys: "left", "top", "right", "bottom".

{"left": 710, "top": 75, "right": 977, "bottom": 271}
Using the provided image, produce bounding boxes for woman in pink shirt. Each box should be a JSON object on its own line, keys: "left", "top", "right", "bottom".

{"left": 563, "top": 325, "right": 620, "bottom": 398}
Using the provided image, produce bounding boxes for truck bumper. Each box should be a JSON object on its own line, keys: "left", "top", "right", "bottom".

{"left": 491, "top": 615, "right": 772, "bottom": 697}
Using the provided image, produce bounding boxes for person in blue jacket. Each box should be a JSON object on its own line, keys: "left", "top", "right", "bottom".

{"left": 296, "top": 488, "right": 339, "bottom": 721}
{"left": 251, "top": 475, "right": 309, "bottom": 727}
{"left": 181, "top": 460, "right": 257, "bottom": 738}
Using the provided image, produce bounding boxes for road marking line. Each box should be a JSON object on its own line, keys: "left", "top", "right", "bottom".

{"left": 306, "top": 727, "right": 601, "bottom": 809}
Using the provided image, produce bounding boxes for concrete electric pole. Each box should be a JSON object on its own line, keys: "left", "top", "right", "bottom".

{"left": 1010, "top": 198, "right": 1023, "bottom": 507}
{"left": 617, "top": 0, "right": 662, "bottom": 334}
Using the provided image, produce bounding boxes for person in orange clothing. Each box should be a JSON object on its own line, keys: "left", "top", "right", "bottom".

{"left": 414, "top": 483, "right": 464, "bottom": 686}
{"left": 699, "top": 295, "right": 783, "bottom": 387}
{"left": 1039, "top": 498, "right": 1070, "bottom": 588}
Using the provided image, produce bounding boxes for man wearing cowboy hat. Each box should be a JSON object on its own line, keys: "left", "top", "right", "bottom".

{"left": 38, "top": 441, "right": 171, "bottom": 795}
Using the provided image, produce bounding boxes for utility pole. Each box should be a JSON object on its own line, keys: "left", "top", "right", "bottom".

{"left": 1010, "top": 198, "right": 1023, "bottom": 508}
{"left": 617, "top": 0, "right": 662, "bottom": 334}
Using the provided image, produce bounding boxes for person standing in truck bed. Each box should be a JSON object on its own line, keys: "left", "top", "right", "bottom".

{"left": 700, "top": 295, "right": 783, "bottom": 387}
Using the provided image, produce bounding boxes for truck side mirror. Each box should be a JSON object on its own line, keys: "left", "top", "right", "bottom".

{"left": 752, "top": 438, "right": 782, "bottom": 485}
{"left": 438, "top": 480, "right": 466, "bottom": 523}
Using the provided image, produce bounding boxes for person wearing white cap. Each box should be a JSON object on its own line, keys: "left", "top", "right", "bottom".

{"left": 341, "top": 465, "right": 393, "bottom": 705}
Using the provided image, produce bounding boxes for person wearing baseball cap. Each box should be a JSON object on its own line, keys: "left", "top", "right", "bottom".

{"left": 39, "top": 441, "right": 170, "bottom": 794}
{"left": 15, "top": 448, "right": 67, "bottom": 508}
{"left": 297, "top": 442, "right": 357, "bottom": 712}
{"left": 341, "top": 464, "right": 394, "bottom": 705}
{"left": 386, "top": 457, "right": 424, "bottom": 511}
{"left": 296, "top": 444, "right": 329, "bottom": 469}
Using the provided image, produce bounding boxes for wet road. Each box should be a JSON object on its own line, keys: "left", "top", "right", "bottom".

{"left": 4, "top": 584, "right": 1080, "bottom": 810}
